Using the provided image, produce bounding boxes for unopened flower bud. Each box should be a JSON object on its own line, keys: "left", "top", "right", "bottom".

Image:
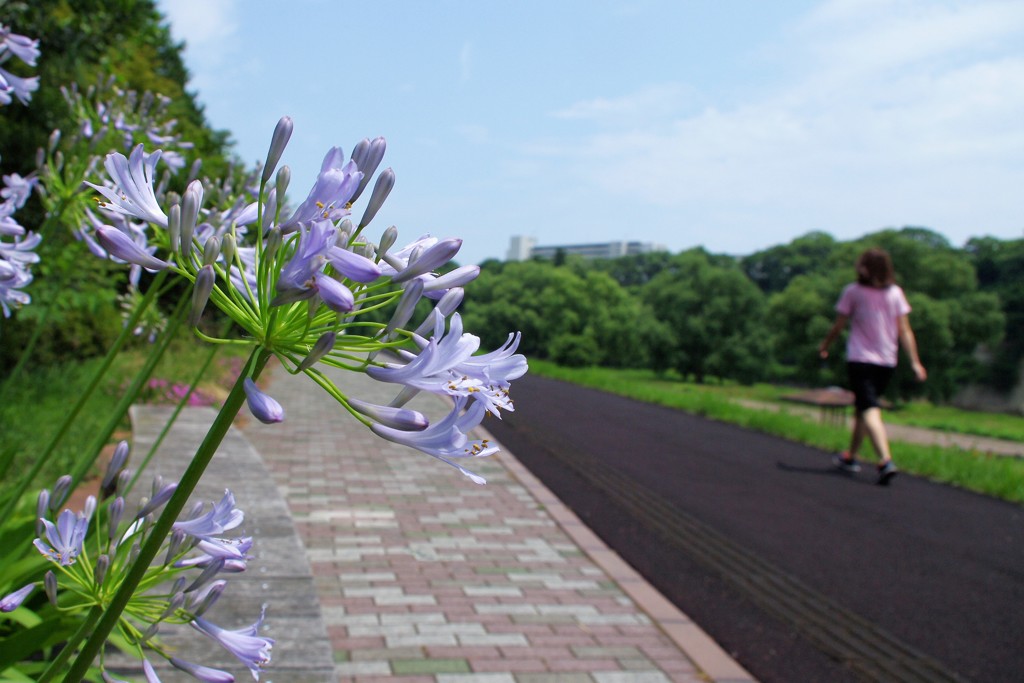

{"left": 36, "top": 489, "right": 49, "bottom": 536}
{"left": 94, "top": 554, "right": 109, "bottom": 586}
{"left": 188, "top": 579, "right": 226, "bottom": 617}
{"left": 180, "top": 180, "right": 204, "bottom": 257}
{"left": 243, "top": 378, "right": 285, "bottom": 424}
{"left": 203, "top": 236, "right": 220, "bottom": 267}
{"left": 96, "top": 226, "right": 169, "bottom": 271}
{"left": 44, "top": 571, "right": 58, "bottom": 607}
{"left": 392, "top": 238, "right": 463, "bottom": 284}
{"left": 276, "top": 165, "right": 291, "bottom": 199}
{"left": 53, "top": 151, "right": 64, "bottom": 170}
{"left": 141, "top": 622, "right": 160, "bottom": 643}
{"left": 261, "top": 188, "right": 277, "bottom": 234}
{"left": 385, "top": 278, "right": 423, "bottom": 334}
{"left": 221, "top": 233, "right": 236, "bottom": 268}
{"left": 83, "top": 495, "right": 96, "bottom": 522}
{"left": 129, "top": 543, "right": 141, "bottom": 565}
{"left": 262, "top": 116, "right": 294, "bottom": 184}
{"left": 377, "top": 226, "right": 398, "bottom": 259}
{"left": 101, "top": 441, "right": 130, "bottom": 498}
{"left": 137, "top": 482, "right": 178, "bottom": 519}
{"left": 116, "top": 468, "right": 132, "bottom": 496}
{"left": 264, "top": 227, "right": 282, "bottom": 263}
{"left": 350, "top": 138, "right": 370, "bottom": 170}
{"left": 109, "top": 497, "right": 125, "bottom": 540}
{"left": 48, "top": 129, "right": 61, "bottom": 153}
{"left": 185, "top": 558, "right": 226, "bottom": 594}
{"left": 190, "top": 265, "right": 215, "bottom": 327}
{"left": 351, "top": 136, "right": 387, "bottom": 203}
{"left": 187, "top": 158, "right": 203, "bottom": 184}
{"left": 358, "top": 167, "right": 394, "bottom": 229}
{"left": 165, "top": 529, "right": 186, "bottom": 566}
{"left": 348, "top": 399, "right": 429, "bottom": 431}
{"left": 162, "top": 591, "right": 186, "bottom": 620}
{"left": 298, "top": 332, "right": 337, "bottom": 372}
{"left": 50, "top": 476, "right": 72, "bottom": 513}
{"left": 35, "top": 147, "right": 44, "bottom": 168}
{"left": 414, "top": 287, "right": 465, "bottom": 336}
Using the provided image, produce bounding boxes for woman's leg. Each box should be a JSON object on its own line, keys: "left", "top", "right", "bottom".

{"left": 848, "top": 410, "right": 867, "bottom": 457}
{"left": 860, "top": 406, "right": 892, "bottom": 463}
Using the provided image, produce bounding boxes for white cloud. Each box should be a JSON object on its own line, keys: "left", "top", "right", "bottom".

{"left": 551, "top": 84, "right": 698, "bottom": 125}
{"left": 535, "top": 0, "right": 1024, "bottom": 251}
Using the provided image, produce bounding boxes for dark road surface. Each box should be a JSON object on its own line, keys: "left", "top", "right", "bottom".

{"left": 485, "top": 375, "right": 1024, "bottom": 683}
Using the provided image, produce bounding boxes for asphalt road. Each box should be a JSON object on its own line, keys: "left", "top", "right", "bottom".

{"left": 485, "top": 374, "right": 1024, "bottom": 683}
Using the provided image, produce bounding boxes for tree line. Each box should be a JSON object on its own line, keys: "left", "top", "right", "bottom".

{"left": 461, "top": 227, "right": 1022, "bottom": 404}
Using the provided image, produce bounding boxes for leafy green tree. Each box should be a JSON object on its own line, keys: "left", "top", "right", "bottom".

{"left": 766, "top": 274, "right": 836, "bottom": 385}
{"left": 461, "top": 261, "right": 653, "bottom": 368}
{"left": 0, "top": 0, "right": 234, "bottom": 371}
{"left": 742, "top": 231, "right": 839, "bottom": 294}
{"left": 643, "top": 249, "right": 768, "bottom": 384}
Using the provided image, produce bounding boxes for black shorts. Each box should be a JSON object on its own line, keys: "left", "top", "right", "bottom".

{"left": 847, "top": 362, "right": 894, "bottom": 412}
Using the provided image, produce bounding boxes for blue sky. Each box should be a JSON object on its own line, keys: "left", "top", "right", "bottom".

{"left": 158, "top": 0, "right": 1024, "bottom": 266}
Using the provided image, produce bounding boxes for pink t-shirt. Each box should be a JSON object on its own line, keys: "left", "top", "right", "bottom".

{"left": 835, "top": 283, "right": 911, "bottom": 367}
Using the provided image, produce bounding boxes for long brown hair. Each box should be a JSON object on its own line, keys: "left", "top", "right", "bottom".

{"left": 855, "top": 248, "right": 895, "bottom": 288}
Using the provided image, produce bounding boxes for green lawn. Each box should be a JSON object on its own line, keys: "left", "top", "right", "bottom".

{"left": 526, "top": 360, "right": 1024, "bottom": 505}
{"left": 0, "top": 338, "right": 247, "bottom": 485}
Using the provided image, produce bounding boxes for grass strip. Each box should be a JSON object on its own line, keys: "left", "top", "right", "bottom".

{"left": 528, "top": 360, "right": 1024, "bottom": 505}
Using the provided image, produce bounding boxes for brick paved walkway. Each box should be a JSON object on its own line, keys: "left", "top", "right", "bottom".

{"left": 242, "top": 362, "right": 754, "bottom": 683}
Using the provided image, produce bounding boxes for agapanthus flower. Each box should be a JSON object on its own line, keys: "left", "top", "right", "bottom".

{"left": 242, "top": 379, "right": 285, "bottom": 424}
{"left": 0, "top": 583, "right": 35, "bottom": 612}
{"left": 0, "top": 262, "right": 31, "bottom": 317}
{"left": 371, "top": 397, "right": 496, "bottom": 484}
{"left": 170, "top": 657, "right": 235, "bottom": 683}
{"left": 0, "top": 26, "right": 40, "bottom": 66}
{"left": 368, "top": 313, "right": 525, "bottom": 416}
{"left": 279, "top": 147, "right": 361, "bottom": 231}
{"left": 86, "top": 144, "right": 169, "bottom": 228}
{"left": 33, "top": 508, "right": 90, "bottom": 566}
{"left": 1, "top": 171, "right": 37, "bottom": 208}
{"left": 191, "top": 607, "right": 274, "bottom": 680}
{"left": 173, "top": 490, "right": 244, "bottom": 540}
{"left": 0, "top": 66, "right": 38, "bottom": 106}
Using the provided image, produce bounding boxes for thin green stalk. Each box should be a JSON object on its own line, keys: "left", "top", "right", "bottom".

{"left": 126, "top": 341, "right": 221, "bottom": 495}
{"left": 69, "top": 294, "right": 188, "bottom": 490}
{"left": 62, "top": 347, "right": 271, "bottom": 682}
{"left": 34, "top": 605, "right": 103, "bottom": 683}
{"left": 0, "top": 270, "right": 170, "bottom": 522}
{"left": 0, "top": 316, "right": 44, "bottom": 394}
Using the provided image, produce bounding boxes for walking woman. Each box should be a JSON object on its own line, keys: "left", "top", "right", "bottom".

{"left": 818, "top": 248, "right": 927, "bottom": 485}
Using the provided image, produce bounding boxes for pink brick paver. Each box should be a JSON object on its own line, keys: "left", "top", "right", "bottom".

{"left": 243, "top": 362, "right": 755, "bottom": 683}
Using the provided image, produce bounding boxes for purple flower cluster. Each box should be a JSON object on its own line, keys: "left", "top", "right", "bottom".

{"left": 0, "top": 448, "right": 274, "bottom": 681}
{"left": 0, "top": 25, "right": 39, "bottom": 106}
{"left": 0, "top": 166, "right": 40, "bottom": 316}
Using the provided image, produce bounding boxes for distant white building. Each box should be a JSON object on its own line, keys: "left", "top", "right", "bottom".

{"left": 506, "top": 236, "right": 666, "bottom": 261}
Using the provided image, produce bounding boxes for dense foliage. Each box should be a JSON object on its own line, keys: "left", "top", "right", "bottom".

{"left": 0, "top": 0, "right": 233, "bottom": 371}
{"left": 463, "top": 227, "right": 1019, "bottom": 405}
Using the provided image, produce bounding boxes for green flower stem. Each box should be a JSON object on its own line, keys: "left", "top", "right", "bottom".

{"left": 62, "top": 346, "right": 271, "bottom": 683}
{"left": 69, "top": 293, "right": 189, "bottom": 490}
{"left": 35, "top": 605, "right": 102, "bottom": 683}
{"left": 126, "top": 341, "right": 222, "bottom": 495}
{"left": 0, "top": 269, "right": 171, "bottom": 523}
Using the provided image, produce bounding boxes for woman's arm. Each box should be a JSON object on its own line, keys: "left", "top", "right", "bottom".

{"left": 898, "top": 315, "right": 927, "bottom": 381}
{"left": 819, "top": 314, "right": 848, "bottom": 359}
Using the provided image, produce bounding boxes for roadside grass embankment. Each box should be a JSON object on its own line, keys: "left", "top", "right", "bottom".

{"left": 527, "top": 360, "right": 1024, "bottom": 505}
{"left": 0, "top": 339, "right": 248, "bottom": 486}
